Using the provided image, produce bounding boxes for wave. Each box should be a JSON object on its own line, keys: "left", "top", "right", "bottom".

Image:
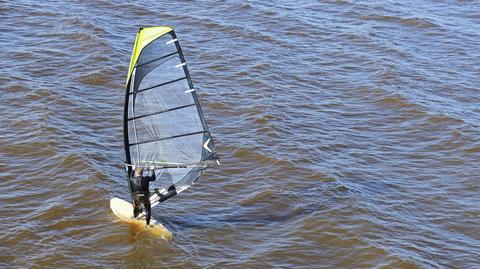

{"left": 361, "top": 14, "right": 440, "bottom": 29}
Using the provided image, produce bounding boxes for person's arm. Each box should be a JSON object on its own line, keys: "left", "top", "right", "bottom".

{"left": 148, "top": 168, "right": 156, "bottom": 181}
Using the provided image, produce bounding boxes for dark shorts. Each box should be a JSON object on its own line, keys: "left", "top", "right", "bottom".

{"left": 133, "top": 191, "right": 151, "bottom": 206}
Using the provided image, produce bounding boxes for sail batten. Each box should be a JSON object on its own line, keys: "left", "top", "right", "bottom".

{"left": 123, "top": 26, "right": 218, "bottom": 202}
{"left": 128, "top": 130, "right": 208, "bottom": 147}
{"left": 131, "top": 77, "right": 187, "bottom": 94}
{"left": 127, "top": 103, "right": 196, "bottom": 121}
{"left": 136, "top": 50, "right": 181, "bottom": 68}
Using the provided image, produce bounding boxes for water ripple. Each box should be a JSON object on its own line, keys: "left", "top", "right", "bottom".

{"left": 1, "top": 0, "right": 479, "bottom": 268}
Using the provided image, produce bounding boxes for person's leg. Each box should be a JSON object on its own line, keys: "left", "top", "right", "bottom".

{"left": 133, "top": 194, "right": 142, "bottom": 218}
{"left": 144, "top": 192, "right": 152, "bottom": 226}
{"left": 133, "top": 200, "right": 140, "bottom": 218}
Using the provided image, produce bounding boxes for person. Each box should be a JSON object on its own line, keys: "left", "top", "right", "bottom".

{"left": 130, "top": 166, "right": 156, "bottom": 226}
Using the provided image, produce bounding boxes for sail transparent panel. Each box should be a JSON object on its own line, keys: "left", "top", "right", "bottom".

{"left": 129, "top": 123, "right": 204, "bottom": 163}
{"left": 150, "top": 167, "right": 204, "bottom": 200}
{"left": 128, "top": 79, "right": 192, "bottom": 119}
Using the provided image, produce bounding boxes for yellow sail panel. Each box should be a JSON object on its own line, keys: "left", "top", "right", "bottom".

{"left": 127, "top": 26, "right": 173, "bottom": 82}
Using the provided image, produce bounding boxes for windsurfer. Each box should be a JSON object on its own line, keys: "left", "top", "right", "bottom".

{"left": 130, "top": 166, "right": 156, "bottom": 226}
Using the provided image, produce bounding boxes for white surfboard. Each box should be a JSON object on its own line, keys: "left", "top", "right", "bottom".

{"left": 110, "top": 197, "right": 172, "bottom": 238}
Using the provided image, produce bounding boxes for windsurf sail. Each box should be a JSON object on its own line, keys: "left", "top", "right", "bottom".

{"left": 123, "top": 26, "right": 219, "bottom": 206}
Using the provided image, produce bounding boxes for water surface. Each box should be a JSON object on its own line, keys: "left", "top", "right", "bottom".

{"left": 1, "top": 0, "right": 479, "bottom": 268}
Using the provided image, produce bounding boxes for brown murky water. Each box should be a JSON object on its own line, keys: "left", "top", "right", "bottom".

{"left": 1, "top": 0, "right": 479, "bottom": 268}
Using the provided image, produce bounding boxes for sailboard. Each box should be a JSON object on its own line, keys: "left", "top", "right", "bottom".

{"left": 110, "top": 197, "right": 172, "bottom": 238}
{"left": 111, "top": 26, "right": 219, "bottom": 228}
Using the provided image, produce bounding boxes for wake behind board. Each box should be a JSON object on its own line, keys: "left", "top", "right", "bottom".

{"left": 110, "top": 197, "right": 172, "bottom": 238}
